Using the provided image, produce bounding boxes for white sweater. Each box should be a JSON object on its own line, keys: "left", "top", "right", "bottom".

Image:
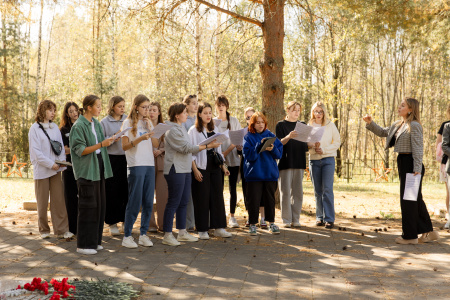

{"left": 309, "top": 121, "right": 341, "bottom": 160}
{"left": 188, "top": 126, "right": 225, "bottom": 170}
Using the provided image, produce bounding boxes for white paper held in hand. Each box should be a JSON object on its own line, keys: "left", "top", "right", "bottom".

{"left": 151, "top": 123, "right": 173, "bottom": 139}
{"left": 115, "top": 127, "right": 132, "bottom": 139}
{"left": 199, "top": 129, "right": 230, "bottom": 146}
{"left": 229, "top": 128, "right": 248, "bottom": 146}
{"left": 403, "top": 173, "right": 421, "bottom": 201}
{"left": 292, "top": 122, "right": 325, "bottom": 143}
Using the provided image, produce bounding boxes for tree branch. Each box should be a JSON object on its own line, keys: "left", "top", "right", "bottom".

{"left": 247, "top": 0, "right": 263, "bottom": 5}
{"left": 194, "top": 0, "right": 263, "bottom": 28}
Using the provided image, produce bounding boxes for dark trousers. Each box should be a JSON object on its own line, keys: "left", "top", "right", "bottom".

{"left": 398, "top": 154, "right": 433, "bottom": 239}
{"left": 62, "top": 167, "right": 78, "bottom": 234}
{"left": 105, "top": 155, "right": 128, "bottom": 225}
{"left": 163, "top": 166, "right": 191, "bottom": 232}
{"left": 191, "top": 156, "right": 227, "bottom": 231}
{"left": 222, "top": 166, "right": 239, "bottom": 214}
{"left": 247, "top": 181, "right": 277, "bottom": 225}
{"left": 77, "top": 154, "right": 106, "bottom": 249}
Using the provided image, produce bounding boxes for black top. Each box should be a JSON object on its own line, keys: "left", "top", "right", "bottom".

{"left": 438, "top": 121, "right": 450, "bottom": 135}
{"left": 275, "top": 120, "right": 308, "bottom": 170}
{"left": 60, "top": 126, "right": 72, "bottom": 163}
{"left": 206, "top": 131, "right": 215, "bottom": 155}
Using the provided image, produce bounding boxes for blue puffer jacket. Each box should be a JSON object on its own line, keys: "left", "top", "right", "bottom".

{"left": 243, "top": 129, "right": 283, "bottom": 182}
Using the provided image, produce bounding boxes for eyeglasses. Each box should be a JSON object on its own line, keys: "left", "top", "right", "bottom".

{"left": 313, "top": 111, "right": 324, "bottom": 115}
{"left": 139, "top": 106, "right": 150, "bottom": 110}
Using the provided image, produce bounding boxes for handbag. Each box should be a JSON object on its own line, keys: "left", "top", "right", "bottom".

{"left": 202, "top": 131, "right": 224, "bottom": 166}
{"left": 38, "top": 123, "right": 63, "bottom": 156}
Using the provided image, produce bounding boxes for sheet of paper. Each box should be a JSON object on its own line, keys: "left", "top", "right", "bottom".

{"left": 115, "top": 127, "right": 132, "bottom": 139}
{"left": 403, "top": 173, "right": 421, "bottom": 201}
{"left": 213, "top": 119, "right": 222, "bottom": 127}
{"left": 229, "top": 128, "right": 248, "bottom": 146}
{"left": 199, "top": 129, "right": 229, "bottom": 146}
{"left": 151, "top": 123, "right": 173, "bottom": 139}
{"left": 55, "top": 160, "right": 72, "bottom": 167}
{"left": 292, "top": 122, "right": 325, "bottom": 143}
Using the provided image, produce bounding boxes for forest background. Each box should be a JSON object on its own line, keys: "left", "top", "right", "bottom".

{"left": 1, "top": 0, "right": 450, "bottom": 181}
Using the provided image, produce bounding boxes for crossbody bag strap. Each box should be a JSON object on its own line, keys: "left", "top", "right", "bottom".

{"left": 38, "top": 123, "right": 53, "bottom": 142}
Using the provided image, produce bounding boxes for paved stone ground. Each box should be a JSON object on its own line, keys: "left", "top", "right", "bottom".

{"left": 1, "top": 209, "right": 449, "bottom": 300}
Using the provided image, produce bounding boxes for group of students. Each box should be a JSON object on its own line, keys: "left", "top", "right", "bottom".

{"left": 29, "top": 93, "right": 441, "bottom": 256}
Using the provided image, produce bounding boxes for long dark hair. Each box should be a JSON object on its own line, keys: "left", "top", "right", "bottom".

{"left": 195, "top": 102, "right": 215, "bottom": 133}
{"left": 60, "top": 101, "right": 79, "bottom": 129}
{"left": 215, "top": 95, "right": 231, "bottom": 130}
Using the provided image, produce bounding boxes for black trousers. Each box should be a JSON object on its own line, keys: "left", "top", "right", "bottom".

{"left": 398, "top": 154, "right": 433, "bottom": 239}
{"left": 222, "top": 166, "right": 240, "bottom": 214}
{"left": 77, "top": 154, "right": 106, "bottom": 249}
{"left": 105, "top": 155, "right": 128, "bottom": 225}
{"left": 62, "top": 167, "right": 78, "bottom": 234}
{"left": 192, "top": 156, "right": 227, "bottom": 231}
{"left": 247, "top": 181, "right": 277, "bottom": 225}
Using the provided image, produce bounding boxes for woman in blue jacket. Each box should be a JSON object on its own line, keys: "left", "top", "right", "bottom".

{"left": 243, "top": 112, "right": 283, "bottom": 236}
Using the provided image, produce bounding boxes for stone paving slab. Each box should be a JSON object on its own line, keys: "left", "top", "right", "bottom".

{"left": 1, "top": 210, "right": 450, "bottom": 299}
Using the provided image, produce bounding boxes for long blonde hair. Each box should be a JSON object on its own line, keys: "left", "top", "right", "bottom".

{"left": 403, "top": 98, "right": 421, "bottom": 130}
{"left": 127, "top": 94, "right": 150, "bottom": 137}
{"left": 285, "top": 101, "right": 301, "bottom": 120}
{"left": 309, "top": 102, "right": 329, "bottom": 126}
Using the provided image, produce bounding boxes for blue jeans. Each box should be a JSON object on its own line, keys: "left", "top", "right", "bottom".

{"left": 124, "top": 166, "right": 155, "bottom": 237}
{"left": 163, "top": 166, "right": 191, "bottom": 232}
{"left": 309, "top": 157, "right": 335, "bottom": 223}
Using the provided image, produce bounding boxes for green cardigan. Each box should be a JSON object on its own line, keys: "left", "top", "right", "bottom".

{"left": 69, "top": 115, "right": 113, "bottom": 181}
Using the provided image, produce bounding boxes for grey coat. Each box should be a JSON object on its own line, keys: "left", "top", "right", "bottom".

{"left": 441, "top": 123, "right": 450, "bottom": 174}
{"left": 366, "top": 120, "right": 423, "bottom": 173}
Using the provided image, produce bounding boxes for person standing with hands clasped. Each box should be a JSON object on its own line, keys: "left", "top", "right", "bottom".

{"left": 70, "top": 95, "right": 114, "bottom": 255}
{"left": 364, "top": 98, "right": 437, "bottom": 244}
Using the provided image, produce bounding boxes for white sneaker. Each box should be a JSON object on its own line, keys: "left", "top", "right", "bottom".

{"left": 77, "top": 248, "right": 97, "bottom": 255}
{"left": 58, "top": 232, "right": 74, "bottom": 239}
{"left": 122, "top": 236, "right": 138, "bottom": 248}
{"left": 283, "top": 223, "right": 292, "bottom": 228}
{"left": 97, "top": 245, "right": 104, "bottom": 250}
{"left": 228, "top": 217, "right": 239, "bottom": 228}
{"left": 198, "top": 231, "right": 210, "bottom": 240}
{"left": 292, "top": 222, "right": 301, "bottom": 228}
{"left": 109, "top": 224, "right": 120, "bottom": 236}
{"left": 444, "top": 220, "right": 450, "bottom": 229}
{"left": 215, "top": 228, "right": 232, "bottom": 238}
{"left": 177, "top": 232, "right": 198, "bottom": 242}
{"left": 41, "top": 233, "right": 50, "bottom": 239}
{"left": 139, "top": 235, "right": 154, "bottom": 247}
{"left": 162, "top": 233, "right": 181, "bottom": 246}
{"left": 148, "top": 227, "right": 158, "bottom": 233}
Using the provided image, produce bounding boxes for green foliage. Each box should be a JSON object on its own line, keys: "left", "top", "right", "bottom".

{"left": 380, "top": 211, "right": 395, "bottom": 220}
{"left": 70, "top": 279, "right": 139, "bottom": 300}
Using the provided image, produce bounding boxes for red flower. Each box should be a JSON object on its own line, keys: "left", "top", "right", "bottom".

{"left": 44, "top": 287, "right": 49, "bottom": 295}
{"left": 16, "top": 285, "right": 21, "bottom": 289}
{"left": 62, "top": 291, "right": 69, "bottom": 298}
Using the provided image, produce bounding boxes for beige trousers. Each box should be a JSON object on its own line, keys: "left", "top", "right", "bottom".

{"left": 34, "top": 173, "right": 69, "bottom": 235}
{"left": 149, "top": 170, "right": 169, "bottom": 230}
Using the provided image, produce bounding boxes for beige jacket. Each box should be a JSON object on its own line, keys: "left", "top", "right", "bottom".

{"left": 309, "top": 121, "right": 341, "bottom": 160}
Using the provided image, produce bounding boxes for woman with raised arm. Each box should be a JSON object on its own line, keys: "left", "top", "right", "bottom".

{"left": 189, "top": 102, "right": 232, "bottom": 240}
{"left": 364, "top": 98, "right": 437, "bottom": 244}
{"left": 70, "top": 95, "right": 114, "bottom": 255}
{"left": 162, "top": 102, "right": 221, "bottom": 246}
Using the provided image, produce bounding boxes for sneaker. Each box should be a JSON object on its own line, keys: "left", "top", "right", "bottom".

{"left": 77, "top": 248, "right": 97, "bottom": 255}
{"left": 41, "top": 233, "right": 50, "bottom": 239}
{"left": 177, "top": 232, "right": 198, "bottom": 242}
{"left": 139, "top": 235, "right": 154, "bottom": 247}
{"left": 283, "top": 223, "right": 291, "bottom": 228}
{"left": 57, "top": 231, "right": 74, "bottom": 239}
{"left": 444, "top": 220, "right": 450, "bottom": 229}
{"left": 269, "top": 224, "right": 280, "bottom": 234}
{"left": 148, "top": 227, "right": 158, "bottom": 233}
{"left": 122, "top": 236, "right": 138, "bottom": 248}
{"left": 293, "top": 222, "right": 301, "bottom": 228}
{"left": 162, "top": 233, "right": 181, "bottom": 246}
{"left": 418, "top": 231, "right": 440, "bottom": 243}
{"left": 198, "top": 231, "right": 210, "bottom": 240}
{"left": 249, "top": 224, "right": 258, "bottom": 236}
{"left": 260, "top": 220, "right": 268, "bottom": 229}
{"left": 245, "top": 220, "right": 250, "bottom": 227}
{"left": 316, "top": 220, "right": 325, "bottom": 226}
{"left": 109, "top": 224, "right": 120, "bottom": 236}
{"left": 395, "top": 236, "right": 418, "bottom": 244}
{"left": 97, "top": 245, "right": 104, "bottom": 250}
{"left": 228, "top": 217, "right": 239, "bottom": 228}
{"left": 325, "top": 222, "right": 334, "bottom": 229}
{"left": 215, "top": 228, "right": 232, "bottom": 238}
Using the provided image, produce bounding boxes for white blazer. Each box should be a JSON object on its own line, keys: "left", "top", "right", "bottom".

{"left": 188, "top": 126, "right": 225, "bottom": 170}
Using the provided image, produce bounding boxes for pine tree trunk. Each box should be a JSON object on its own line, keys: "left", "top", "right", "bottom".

{"left": 35, "top": 0, "right": 44, "bottom": 110}
{"left": 214, "top": 3, "right": 221, "bottom": 98}
{"left": 195, "top": 4, "right": 203, "bottom": 101}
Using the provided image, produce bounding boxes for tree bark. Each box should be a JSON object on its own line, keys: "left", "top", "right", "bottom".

{"left": 35, "top": 0, "right": 44, "bottom": 110}
{"left": 195, "top": 4, "right": 203, "bottom": 101}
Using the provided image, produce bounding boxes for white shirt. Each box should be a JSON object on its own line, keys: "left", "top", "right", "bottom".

{"left": 123, "top": 119, "right": 155, "bottom": 167}
{"left": 214, "top": 116, "right": 242, "bottom": 167}
{"left": 91, "top": 121, "right": 101, "bottom": 154}
{"left": 188, "top": 126, "right": 225, "bottom": 170}
{"left": 28, "top": 122, "right": 66, "bottom": 180}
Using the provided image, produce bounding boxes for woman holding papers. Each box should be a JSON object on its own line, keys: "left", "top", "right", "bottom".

{"left": 243, "top": 112, "right": 283, "bottom": 235}
{"left": 29, "top": 100, "right": 72, "bottom": 240}
{"left": 276, "top": 101, "right": 308, "bottom": 228}
{"left": 100, "top": 96, "right": 129, "bottom": 236}
{"left": 163, "top": 102, "right": 221, "bottom": 246}
{"left": 120, "top": 95, "right": 159, "bottom": 248}
{"left": 60, "top": 101, "right": 80, "bottom": 235}
{"left": 364, "top": 98, "right": 436, "bottom": 244}
{"left": 70, "top": 95, "right": 114, "bottom": 255}
{"left": 189, "top": 103, "right": 232, "bottom": 240}
{"left": 215, "top": 95, "right": 242, "bottom": 228}
{"left": 148, "top": 101, "right": 169, "bottom": 232}
{"left": 308, "top": 102, "right": 341, "bottom": 229}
